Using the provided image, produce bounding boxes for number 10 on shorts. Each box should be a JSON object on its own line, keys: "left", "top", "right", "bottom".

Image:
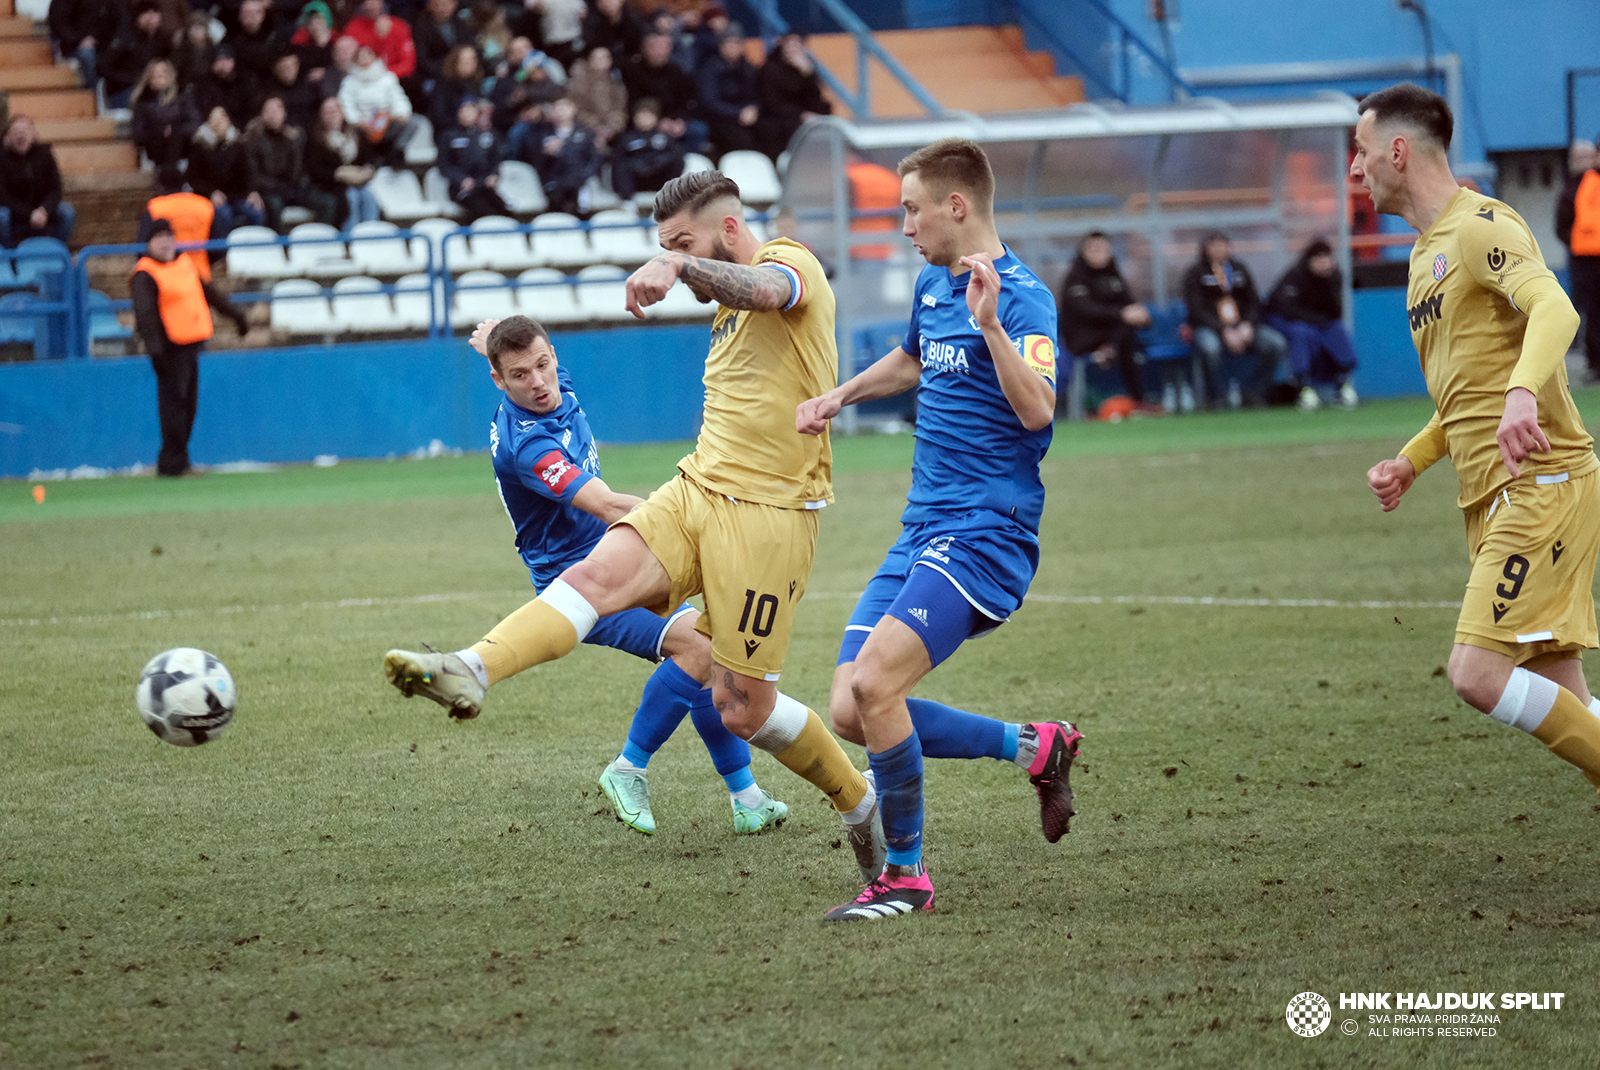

{"left": 738, "top": 589, "right": 779, "bottom": 637}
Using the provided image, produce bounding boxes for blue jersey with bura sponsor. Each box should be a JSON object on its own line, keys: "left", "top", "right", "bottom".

{"left": 490, "top": 366, "right": 606, "bottom": 592}
{"left": 903, "top": 246, "right": 1059, "bottom": 534}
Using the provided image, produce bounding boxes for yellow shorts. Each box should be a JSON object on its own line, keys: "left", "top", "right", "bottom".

{"left": 1456, "top": 469, "right": 1600, "bottom": 664}
{"left": 618, "top": 473, "right": 819, "bottom": 680}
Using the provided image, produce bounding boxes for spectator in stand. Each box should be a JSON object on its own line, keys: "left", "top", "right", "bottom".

{"left": 469, "top": 0, "right": 511, "bottom": 65}
{"left": 567, "top": 46, "right": 628, "bottom": 150}
{"left": 131, "top": 219, "right": 250, "bottom": 478}
{"left": 1557, "top": 138, "right": 1600, "bottom": 383}
{"left": 696, "top": 23, "right": 759, "bottom": 159}
{"left": 47, "top": 0, "right": 116, "bottom": 89}
{"left": 226, "top": 0, "right": 284, "bottom": 85}
{"left": 439, "top": 98, "right": 508, "bottom": 222}
{"left": 100, "top": 0, "right": 171, "bottom": 109}
{"left": 1057, "top": 231, "right": 1155, "bottom": 410}
{"left": 194, "top": 46, "right": 257, "bottom": 128}
{"left": 0, "top": 116, "right": 75, "bottom": 247}
{"left": 685, "top": 4, "right": 728, "bottom": 71}
{"left": 337, "top": 44, "right": 416, "bottom": 166}
{"left": 305, "top": 95, "right": 381, "bottom": 228}
{"left": 431, "top": 43, "right": 487, "bottom": 145}
{"left": 245, "top": 95, "right": 327, "bottom": 230}
{"left": 490, "top": 37, "right": 566, "bottom": 142}
{"left": 131, "top": 59, "right": 201, "bottom": 169}
{"left": 509, "top": 0, "right": 584, "bottom": 73}
{"left": 260, "top": 52, "right": 322, "bottom": 133}
{"left": 137, "top": 166, "right": 222, "bottom": 281}
{"left": 290, "top": 2, "right": 339, "bottom": 89}
{"left": 189, "top": 104, "right": 267, "bottom": 232}
{"left": 412, "top": 0, "right": 469, "bottom": 96}
{"left": 610, "top": 97, "right": 685, "bottom": 201}
{"left": 342, "top": 0, "right": 416, "bottom": 82}
{"left": 1182, "top": 231, "right": 1286, "bottom": 409}
{"left": 755, "top": 31, "right": 829, "bottom": 160}
{"left": 521, "top": 95, "right": 598, "bottom": 215}
{"left": 582, "top": 0, "right": 645, "bottom": 63}
{"left": 319, "top": 33, "right": 361, "bottom": 99}
{"left": 622, "top": 31, "right": 703, "bottom": 154}
{"left": 1265, "top": 237, "right": 1359, "bottom": 410}
{"left": 170, "top": 12, "right": 218, "bottom": 89}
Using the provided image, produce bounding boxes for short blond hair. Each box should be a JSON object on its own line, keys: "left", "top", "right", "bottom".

{"left": 897, "top": 138, "right": 995, "bottom": 216}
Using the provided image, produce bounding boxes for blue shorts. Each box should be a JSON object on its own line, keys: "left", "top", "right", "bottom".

{"left": 838, "top": 513, "right": 1038, "bottom": 668}
{"left": 584, "top": 603, "right": 696, "bottom": 663}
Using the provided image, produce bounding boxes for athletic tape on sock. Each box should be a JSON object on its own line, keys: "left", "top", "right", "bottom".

{"left": 1487, "top": 667, "right": 1559, "bottom": 734}
{"left": 746, "top": 692, "right": 808, "bottom": 753}
{"left": 537, "top": 579, "right": 599, "bottom": 642}
{"left": 455, "top": 649, "right": 489, "bottom": 690}
{"left": 1589, "top": 696, "right": 1600, "bottom": 721}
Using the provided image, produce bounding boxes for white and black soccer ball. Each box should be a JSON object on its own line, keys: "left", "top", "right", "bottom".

{"left": 135, "top": 647, "right": 236, "bottom": 747}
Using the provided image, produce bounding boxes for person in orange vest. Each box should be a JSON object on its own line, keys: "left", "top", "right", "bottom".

{"left": 137, "top": 167, "right": 221, "bottom": 281}
{"left": 846, "top": 156, "right": 900, "bottom": 261}
{"left": 1557, "top": 137, "right": 1599, "bottom": 382}
{"left": 131, "top": 219, "right": 249, "bottom": 477}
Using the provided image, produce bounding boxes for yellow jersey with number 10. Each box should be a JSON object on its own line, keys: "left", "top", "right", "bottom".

{"left": 1406, "top": 188, "right": 1596, "bottom": 512}
{"left": 677, "top": 237, "right": 837, "bottom": 511}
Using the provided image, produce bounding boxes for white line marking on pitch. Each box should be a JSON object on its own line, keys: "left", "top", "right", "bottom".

{"left": 0, "top": 590, "right": 1466, "bottom": 628}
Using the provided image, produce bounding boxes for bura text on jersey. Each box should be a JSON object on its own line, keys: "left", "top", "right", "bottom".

{"left": 921, "top": 336, "right": 970, "bottom": 373}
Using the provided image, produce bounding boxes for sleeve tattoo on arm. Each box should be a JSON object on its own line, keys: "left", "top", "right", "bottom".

{"left": 669, "top": 253, "right": 794, "bottom": 312}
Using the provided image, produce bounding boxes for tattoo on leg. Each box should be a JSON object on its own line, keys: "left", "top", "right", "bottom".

{"left": 722, "top": 670, "right": 751, "bottom": 711}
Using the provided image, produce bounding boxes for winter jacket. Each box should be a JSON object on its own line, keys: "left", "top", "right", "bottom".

{"left": 438, "top": 124, "right": 503, "bottom": 195}
{"left": 1268, "top": 254, "right": 1343, "bottom": 328}
{"left": 304, "top": 124, "right": 376, "bottom": 193}
{"left": 0, "top": 140, "right": 63, "bottom": 216}
{"left": 621, "top": 54, "right": 696, "bottom": 122}
{"left": 193, "top": 68, "right": 258, "bottom": 128}
{"left": 341, "top": 13, "right": 416, "bottom": 79}
{"left": 131, "top": 91, "right": 202, "bottom": 152}
{"left": 695, "top": 53, "right": 758, "bottom": 120}
{"left": 521, "top": 121, "right": 599, "bottom": 194}
{"left": 567, "top": 63, "right": 628, "bottom": 145}
{"left": 1057, "top": 254, "right": 1139, "bottom": 355}
{"left": 756, "top": 56, "right": 829, "bottom": 146}
{"left": 580, "top": 6, "right": 644, "bottom": 61}
{"left": 187, "top": 124, "right": 253, "bottom": 201}
{"left": 243, "top": 118, "right": 306, "bottom": 196}
{"left": 1182, "top": 254, "right": 1264, "bottom": 334}
{"left": 337, "top": 59, "right": 413, "bottom": 127}
{"left": 611, "top": 125, "right": 685, "bottom": 199}
{"left": 98, "top": 25, "right": 171, "bottom": 96}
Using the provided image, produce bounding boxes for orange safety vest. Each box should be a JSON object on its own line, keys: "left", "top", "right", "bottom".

{"left": 847, "top": 161, "right": 901, "bottom": 261}
{"left": 1573, "top": 171, "right": 1600, "bottom": 257}
{"left": 146, "top": 192, "right": 216, "bottom": 281}
{"left": 135, "top": 255, "right": 213, "bottom": 346}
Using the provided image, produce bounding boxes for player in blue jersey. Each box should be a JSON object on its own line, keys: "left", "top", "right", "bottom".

{"left": 392, "top": 314, "right": 789, "bottom": 836}
{"left": 797, "top": 139, "right": 1082, "bottom": 921}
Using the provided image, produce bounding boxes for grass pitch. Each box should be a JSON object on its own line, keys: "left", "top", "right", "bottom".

{"left": 4, "top": 396, "right": 1599, "bottom": 1069}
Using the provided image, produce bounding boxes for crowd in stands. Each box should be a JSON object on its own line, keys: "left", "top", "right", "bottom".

{"left": 26, "top": 0, "right": 833, "bottom": 241}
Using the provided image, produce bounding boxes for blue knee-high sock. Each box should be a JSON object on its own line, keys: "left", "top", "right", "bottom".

{"left": 906, "top": 697, "right": 1017, "bottom": 761}
{"left": 688, "top": 689, "right": 755, "bottom": 793}
{"left": 868, "top": 730, "right": 924, "bottom": 868}
{"left": 620, "top": 658, "right": 702, "bottom": 769}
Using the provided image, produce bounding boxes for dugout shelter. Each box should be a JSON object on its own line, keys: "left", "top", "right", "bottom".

{"left": 779, "top": 95, "right": 1360, "bottom": 422}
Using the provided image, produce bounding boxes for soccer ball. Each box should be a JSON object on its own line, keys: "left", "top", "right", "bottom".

{"left": 135, "top": 648, "right": 236, "bottom": 747}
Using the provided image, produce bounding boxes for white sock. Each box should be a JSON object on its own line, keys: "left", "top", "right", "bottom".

{"left": 612, "top": 755, "right": 646, "bottom": 775}
{"left": 1487, "top": 667, "right": 1560, "bottom": 734}
{"left": 454, "top": 648, "right": 489, "bottom": 690}
{"left": 1013, "top": 723, "right": 1041, "bottom": 769}
{"left": 537, "top": 578, "right": 600, "bottom": 642}
{"left": 1588, "top": 696, "right": 1600, "bottom": 721}
{"left": 730, "top": 784, "right": 765, "bottom": 808}
{"left": 840, "top": 769, "right": 876, "bottom": 826}
{"left": 746, "top": 692, "right": 808, "bottom": 753}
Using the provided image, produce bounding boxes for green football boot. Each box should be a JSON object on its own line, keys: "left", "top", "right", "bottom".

{"left": 598, "top": 757, "right": 656, "bottom": 835}
{"left": 732, "top": 790, "right": 788, "bottom": 834}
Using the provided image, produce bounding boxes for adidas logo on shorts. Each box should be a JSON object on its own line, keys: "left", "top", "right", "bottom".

{"left": 906, "top": 607, "right": 929, "bottom": 627}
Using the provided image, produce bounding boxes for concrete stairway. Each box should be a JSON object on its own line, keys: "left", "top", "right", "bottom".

{"left": 0, "top": 0, "right": 151, "bottom": 248}
{"left": 807, "top": 25, "right": 1084, "bottom": 119}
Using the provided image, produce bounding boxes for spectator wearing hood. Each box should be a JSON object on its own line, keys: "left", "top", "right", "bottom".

{"left": 337, "top": 43, "right": 416, "bottom": 166}
{"left": 1182, "top": 230, "right": 1286, "bottom": 408}
{"left": 1058, "top": 231, "right": 1155, "bottom": 408}
{"left": 290, "top": 1, "right": 339, "bottom": 87}
{"left": 189, "top": 104, "right": 267, "bottom": 232}
{"left": 1266, "top": 237, "right": 1359, "bottom": 410}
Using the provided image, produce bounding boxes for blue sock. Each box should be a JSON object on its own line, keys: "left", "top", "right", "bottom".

{"left": 688, "top": 690, "right": 755, "bottom": 792}
{"left": 621, "top": 658, "right": 703, "bottom": 769}
{"left": 868, "top": 730, "right": 924, "bottom": 868}
{"left": 906, "top": 697, "right": 1012, "bottom": 761}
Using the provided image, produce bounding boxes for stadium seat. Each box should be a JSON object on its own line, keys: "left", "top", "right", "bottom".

{"left": 330, "top": 276, "right": 398, "bottom": 333}
{"left": 346, "top": 220, "right": 428, "bottom": 274}
{"left": 0, "top": 292, "right": 38, "bottom": 343}
{"left": 12, "top": 237, "right": 70, "bottom": 289}
{"left": 452, "top": 269, "right": 516, "bottom": 328}
{"left": 581, "top": 173, "right": 622, "bottom": 213}
{"left": 369, "top": 167, "right": 439, "bottom": 222}
{"left": 743, "top": 206, "right": 771, "bottom": 243}
{"left": 531, "top": 213, "right": 594, "bottom": 268}
{"left": 269, "top": 279, "right": 336, "bottom": 335}
{"left": 587, "top": 208, "right": 656, "bottom": 266}
{"left": 87, "top": 290, "right": 133, "bottom": 343}
{"left": 403, "top": 116, "right": 438, "bottom": 166}
{"left": 573, "top": 264, "right": 631, "bottom": 322}
{"left": 408, "top": 217, "right": 470, "bottom": 273}
{"left": 497, "top": 160, "right": 548, "bottom": 215}
{"left": 423, "top": 169, "right": 464, "bottom": 217}
{"left": 683, "top": 153, "right": 715, "bottom": 175}
{"left": 719, "top": 151, "right": 782, "bottom": 206}
{"left": 393, "top": 272, "right": 444, "bottom": 331}
{"left": 463, "top": 216, "right": 539, "bottom": 271}
{"left": 285, "top": 223, "right": 352, "bottom": 276}
{"left": 225, "top": 226, "right": 291, "bottom": 278}
{"left": 280, "top": 206, "right": 315, "bottom": 227}
{"left": 515, "top": 268, "right": 583, "bottom": 325}
{"left": 880, "top": 263, "right": 915, "bottom": 305}
{"left": 649, "top": 281, "right": 714, "bottom": 321}
{"left": 0, "top": 254, "right": 21, "bottom": 290}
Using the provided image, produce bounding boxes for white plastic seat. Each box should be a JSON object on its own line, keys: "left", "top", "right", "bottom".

{"left": 269, "top": 279, "right": 335, "bottom": 334}
{"left": 587, "top": 208, "right": 656, "bottom": 266}
{"left": 286, "top": 222, "right": 352, "bottom": 276}
{"left": 515, "top": 268, "right": 583, "bottom": 325}
{"left": 403, "top": 115, "right": 437, "bottom": 166}
{"left": 881, "top": 263, "right": 915, "bottom": 305}
{"left": 682, "top": 152, "right": 715, "bottom": 175}
{"left": 649, "top": 282, "right": 715, "bottom": 321}
{"left": 407, "top": 217, "right": 469, "bottom": 273}
{"left": 369, "top": 167, "right": 434, "bottom": 222}
{"left": 346, "top": 220, "right": 427, "bottom": 274}
{"left": 452, "top": 269, "right": 516, "bottom": 327}
{"left": 423, "top": 168, "right": 463, "bottom": 217}
{"left": 497, "top": 160, "right": 547, "bottom": 215}
{"left": 464, "top": 216, "right": 538, "bottom": 271}
{"left": 280, "top": 206, "right": 315, "bottom": 227}
{"left": 225, "top": 226, "right": 290, "bottom": 278}
{"left": 580, "top": 173, "right": 622, "bottom": 213}
{"left": 573, "top": 264, "right": 631, "bottom": 322}
{"left": 530, "top": 213, "right": 593, "bottom": 269}
{"left": 393, "top": 272, "right": 444, "bottom": 331}
{"left": 330, "top": 276, "right": 397, "bottom": 333}
{"left": 719, "top": 150, "right": 783, "bottom": 206}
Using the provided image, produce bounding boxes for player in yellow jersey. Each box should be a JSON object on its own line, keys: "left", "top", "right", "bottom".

{"left": 1357, "top": 83, "right": 1600, "bottom": 794}
{"left": 383, "top": 170, "right": 885, "bottom": 880}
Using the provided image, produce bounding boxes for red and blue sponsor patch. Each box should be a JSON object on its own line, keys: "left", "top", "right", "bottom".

{"left": 533, "top": 451, "right": 582, "bottom": 495}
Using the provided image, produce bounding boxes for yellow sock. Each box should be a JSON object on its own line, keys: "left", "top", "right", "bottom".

{"left": 1530, "top": 689, "right": 1600, "bottom": 791}
{"left": 470, "top": 599, "right": 579, "bottom": 685}
{"left": 771, "top": 709, "right": 869, "bottom": 814}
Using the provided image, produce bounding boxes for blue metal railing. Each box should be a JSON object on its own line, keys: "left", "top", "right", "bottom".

{"left": 999, "top": 0, "right": 1194, "bottom": 103}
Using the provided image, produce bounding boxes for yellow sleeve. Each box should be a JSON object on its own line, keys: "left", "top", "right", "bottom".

{"left": 754, "top": 238, "right": 827, "bottom": 312}
{"left": 1400, "top": 411, "right": 1448, "bottom": 475}
{"left": 1506, "top": 274, "right": 1582, "bottom": 395}
{"left": 1460, "top": 201, "right": 1548, "bottom": 302}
